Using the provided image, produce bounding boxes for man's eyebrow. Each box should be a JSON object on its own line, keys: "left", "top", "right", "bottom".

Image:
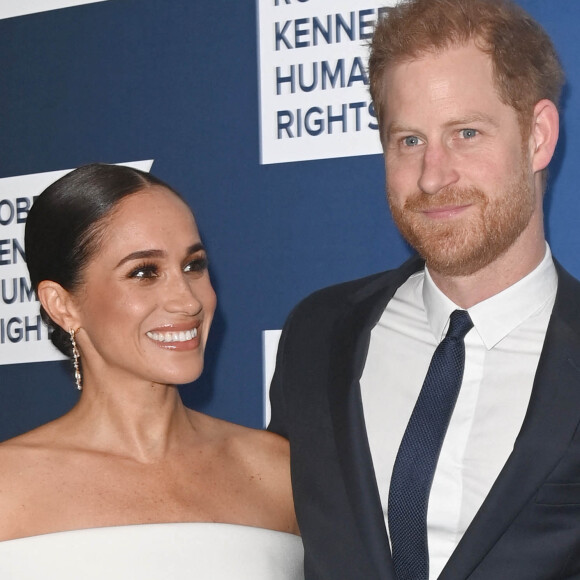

{"left": 443, "top": 113, "right": 500, "bottom": 128}
{"left": 386, "top": 113, "right": 499, "bottom": 138}
{"left": 386, "top": 122, "right": 413, "bottom": 136}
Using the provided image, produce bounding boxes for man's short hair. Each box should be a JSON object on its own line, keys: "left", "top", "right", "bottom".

{"left": 369, "top": 0, "right": 564, "bottom": 137}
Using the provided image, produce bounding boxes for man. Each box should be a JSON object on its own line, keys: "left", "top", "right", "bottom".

{"left": 269, "top": 0, "right": 580, "bottom": 578}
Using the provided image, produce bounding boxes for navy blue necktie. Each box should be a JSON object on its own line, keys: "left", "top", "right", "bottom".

{"left": 388, "top": 309, "right": 473, "bottom": 580}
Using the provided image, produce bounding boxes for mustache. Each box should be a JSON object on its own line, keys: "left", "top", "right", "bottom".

{"left": 402, "top": 186, "right": 487, "bottom": 211}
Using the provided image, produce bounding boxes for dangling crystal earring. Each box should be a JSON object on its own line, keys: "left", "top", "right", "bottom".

{"left": 69, "top": 328, "right": 82, "bottom": 391}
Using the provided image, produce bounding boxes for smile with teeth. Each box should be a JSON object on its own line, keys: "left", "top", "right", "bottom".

{"left": 146, "top": 328, "right": 198, "bottom": 343}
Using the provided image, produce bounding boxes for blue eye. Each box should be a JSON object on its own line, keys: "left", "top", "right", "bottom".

{"left": 460, "top": 128, "right": 478, "bottom": 139}
{"left": 403, "top": 136, "right": 421, "bottom": 147}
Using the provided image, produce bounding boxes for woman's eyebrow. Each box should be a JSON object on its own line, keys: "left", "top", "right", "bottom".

{"left": 115, "top": 249, "right": 165, "bottom": 269}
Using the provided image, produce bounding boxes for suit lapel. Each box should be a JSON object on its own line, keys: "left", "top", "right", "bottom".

{"left": 321, "top": 257, "right": 580, "bottom": 579}
{"left": 328, "top": 256, "right": 423, "bottom": 579}
{"left": 440, "top": 264, "right": 580, "bottom": 579}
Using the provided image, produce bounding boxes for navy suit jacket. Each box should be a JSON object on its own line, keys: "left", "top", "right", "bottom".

{"left": 269, "top": 255, "right": 580, "bottom": 579}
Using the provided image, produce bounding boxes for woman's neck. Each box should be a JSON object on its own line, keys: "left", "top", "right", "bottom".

{"left": 59, "top": 370, "right": 199, "bottom": 463}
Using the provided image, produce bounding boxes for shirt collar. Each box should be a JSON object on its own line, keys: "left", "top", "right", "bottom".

{"left": 423, "top": 244, "right": 558, "bottom": 349}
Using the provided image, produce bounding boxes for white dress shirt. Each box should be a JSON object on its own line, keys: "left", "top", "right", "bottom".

{"left": 360, "top": 245, "right": 558, "bottom": 579}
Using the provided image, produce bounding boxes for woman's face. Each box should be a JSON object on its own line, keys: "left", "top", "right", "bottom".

{"left": 72, "top": 186, "right": 216, "bottom": 387}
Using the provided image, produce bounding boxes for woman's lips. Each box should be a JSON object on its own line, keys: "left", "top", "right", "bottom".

{"left": 145, "top": 322, "right": 203, "bottom": 350}
{"left": 146, "top": 327, "right": 198, "bottom": 343}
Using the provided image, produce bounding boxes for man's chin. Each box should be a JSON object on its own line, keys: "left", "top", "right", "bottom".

{"left": 406, "top": 227, "right": 494, "bottom": 277}
{"left": 423, "top": 252, "right": 493, "bottom": 277}
{"left": 418, "top": 233, "right": 519, "bottom": 277}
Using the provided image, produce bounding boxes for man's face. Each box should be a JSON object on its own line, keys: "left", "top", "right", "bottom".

{"left": 381, "top": 42, "right": 541, "bottom": 277}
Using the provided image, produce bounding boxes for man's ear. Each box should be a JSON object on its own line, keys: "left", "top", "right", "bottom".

{"left": 530, "top": 99, "right": 559, "bottom": 173}
{"left": 37, "top": 280, "right": 81, "bottom": 332}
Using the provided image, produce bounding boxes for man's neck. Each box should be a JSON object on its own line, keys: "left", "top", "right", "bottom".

{"left": 428, "top": 236, "right": 547, "bottom": 309}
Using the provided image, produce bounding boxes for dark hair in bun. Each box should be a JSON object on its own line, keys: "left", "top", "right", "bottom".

{"left": 25, "top": 163, "right": 178, "bottom": 356}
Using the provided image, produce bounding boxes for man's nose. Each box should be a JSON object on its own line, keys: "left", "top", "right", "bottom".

{"left": 418, "top": 142, "right": 460, "bottom": 195}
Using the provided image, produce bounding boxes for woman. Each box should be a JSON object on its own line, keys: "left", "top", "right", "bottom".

{"left": 0, "top": 164, "right": 302, "bottom": 579}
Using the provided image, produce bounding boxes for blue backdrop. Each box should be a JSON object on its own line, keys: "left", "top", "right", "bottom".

{"left": 1, "top": 0, "right": 579, "bottom": 441}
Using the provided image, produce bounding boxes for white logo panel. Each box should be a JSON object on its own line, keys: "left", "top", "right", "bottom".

{"left": 257, "top": 0, "right": 397, "bottom": 164}
{"left": 0, "top": 0, "right": 109, "bottom": 20}
{"left": 262, "top": 329, "right": 282, "bottom": 427}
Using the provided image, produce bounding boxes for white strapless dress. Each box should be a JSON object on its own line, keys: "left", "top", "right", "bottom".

{"left": 0, "top": 522, "right": 304, "bottom": 579}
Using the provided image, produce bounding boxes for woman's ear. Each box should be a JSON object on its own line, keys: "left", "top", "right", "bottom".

{"left": 37, "top": 281, "right": 81, "bottom": 332}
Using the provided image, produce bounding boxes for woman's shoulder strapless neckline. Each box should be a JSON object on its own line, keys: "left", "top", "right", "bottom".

{"left": 0, "top": 522, "right": 304, "bottom": 579}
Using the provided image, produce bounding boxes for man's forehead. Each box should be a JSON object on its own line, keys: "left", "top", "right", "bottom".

{"left": 385, "top": 39, "right": 491, "bottom": 75}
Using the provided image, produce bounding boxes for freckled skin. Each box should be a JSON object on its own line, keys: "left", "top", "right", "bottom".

{"left": 72, "top": 188, "right": 216, "bottom": 389}
{"left": 0, "top": 187, "right": 298, "bottom": 540}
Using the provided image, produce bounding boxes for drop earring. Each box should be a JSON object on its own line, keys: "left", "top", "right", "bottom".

{"left": 69, "top": 328, "right": 82, "bottom": 391}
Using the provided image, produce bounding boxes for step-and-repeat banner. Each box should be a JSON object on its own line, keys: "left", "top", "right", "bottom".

{"left": 1, "top": 0, "right": 579, "bottom": 439}
{"left": 257, "top": 0, "right": 394, "bottom": 164}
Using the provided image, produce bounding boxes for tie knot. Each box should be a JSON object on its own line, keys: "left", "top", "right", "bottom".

{"left": 446, "top": 309, "right": 473, "bottom": 340}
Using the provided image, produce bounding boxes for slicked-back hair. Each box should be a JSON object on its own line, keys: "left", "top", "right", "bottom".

{"left": 25, "top": 163, "right": 181, "bottom": 357}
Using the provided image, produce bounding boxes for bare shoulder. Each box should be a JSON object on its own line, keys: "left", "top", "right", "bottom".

{"left": 0, "top": 435, "right": 30, "bottom": 472}
{"left": 189, "top": 410, "right": 290, "bottom": 465}
{"left": 0, "top": 424, "right": 52, "bottom": 462}
{"left": 0, "top": 422, "right": 66, "bottom": 488}
{"left": 186, "top": 410, "right": 298, "bottom": 534}
{"left": 0, "top": 425, "right": 65, "bottom": 539}
{"left": 226, "top": 422, "right": 297, "bottom": 534}
{"left": 236, "top": 425, "right": 290, "bottom": 465}
{"left": 0, "top": 415, "right": 66, "bottom": 448}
